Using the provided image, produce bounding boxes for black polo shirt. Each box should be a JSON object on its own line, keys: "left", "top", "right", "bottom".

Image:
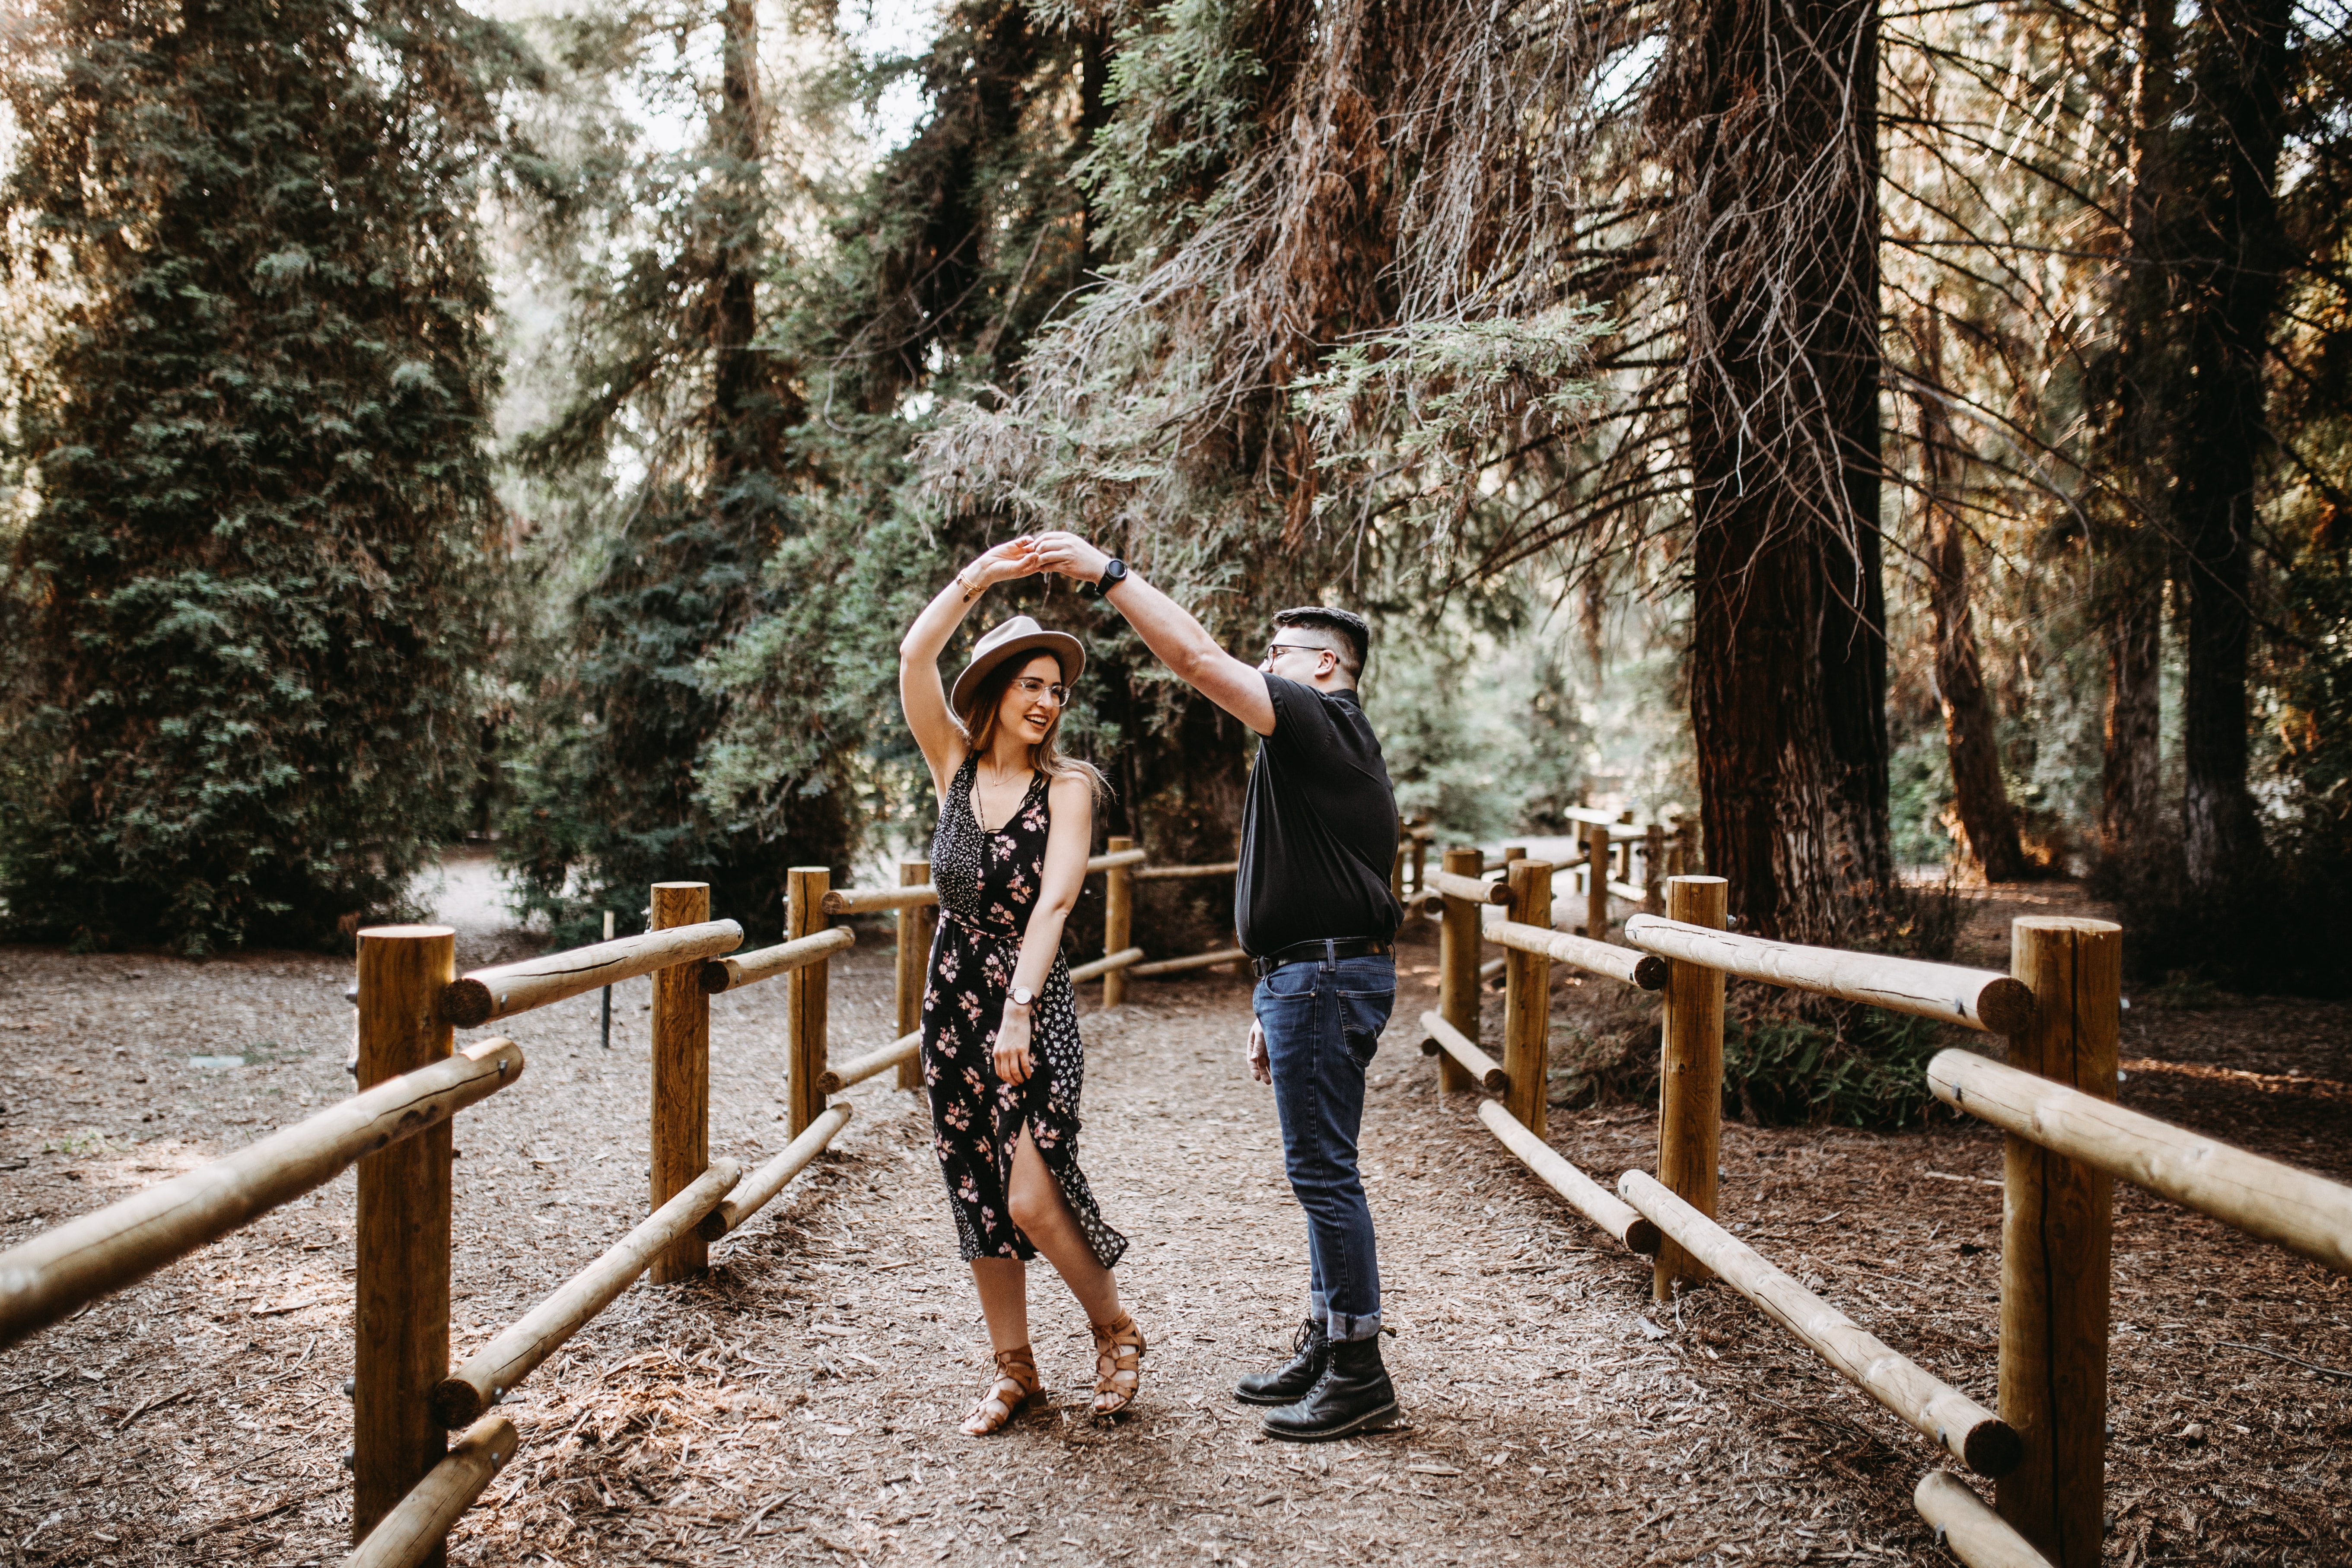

{"left": 1234, "top": 675, "right": 1403, "bottom": 956}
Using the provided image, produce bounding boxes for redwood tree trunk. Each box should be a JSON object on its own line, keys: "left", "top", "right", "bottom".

{"left": 2095, "top": 0, "right": 2178, "bottom": 864}
{"left": 711, "top": 0, "right": 779, "bottom": 482}
{"left": 1673, "top": 0, "right": 1888, "bottom": 942}
{"left": 1918, "top": 310, "right": 2025, "bottom": 881}
{"left": 2101, "top": 585, "right": 2165, "bottom": 858}
{"left": 2173, "top": 0, "right": 2289, "bottom": 893}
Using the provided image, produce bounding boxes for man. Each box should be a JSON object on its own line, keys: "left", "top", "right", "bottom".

{"left": 1029, "top": 531, "right": 1402, "bottom": 1443}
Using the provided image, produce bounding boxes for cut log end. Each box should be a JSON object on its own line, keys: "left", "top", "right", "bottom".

{"left": 440, "top": 978, "right": 495, "bottom": 1029}
{"left": 1624, "top": 1218, "right": 1663, "bottom": 1256}
{"left": 1961, "top": 1415, "right": 2024, "bottom": 1478}
{"left": 697, "top": 1200, "right": 741, "bottom": 1244}
{"left": 818, "top": 891, "right": 851, "bottom": 915}
{"left": 1479, "top": 1066, "right": 1509, "bottom": 1094}
{"left": 1631, "top": 954, "right": 1668, "bottom": 991}
{"left": 426, "top": 1377, "right": 486, "bottom": 1430}
{"left": 697, "top": 960, "right": 732, "bottom": 995}
{"left": 1976, "top": 976, "right": 2036, "bottom": 1036}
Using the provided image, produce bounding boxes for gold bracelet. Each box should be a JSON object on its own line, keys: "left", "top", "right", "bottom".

{"left": 958, "top": 570, "right": 983, "bottom": 603}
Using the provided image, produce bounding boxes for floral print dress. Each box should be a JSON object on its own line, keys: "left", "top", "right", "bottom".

{"left": 922, "top": 755, "right": 1127, "bottom": 1269}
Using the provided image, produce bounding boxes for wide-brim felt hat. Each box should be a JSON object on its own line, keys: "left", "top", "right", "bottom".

{"left": 949, "top": 614, "right": 1086, "bottom": 724}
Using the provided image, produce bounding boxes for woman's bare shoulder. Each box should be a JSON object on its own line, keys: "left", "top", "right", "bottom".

{"left": 1045, "top": 770, "right": 1094, "bottom": 814}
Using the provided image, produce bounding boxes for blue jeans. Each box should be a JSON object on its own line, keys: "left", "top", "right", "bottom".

{"left": 1254, "top": 951, "right": 1395, "bottom": 1342}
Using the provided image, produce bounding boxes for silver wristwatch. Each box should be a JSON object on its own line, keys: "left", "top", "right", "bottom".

{"left": 1008, "top": 986, "right": 1035, "bottom": 1009}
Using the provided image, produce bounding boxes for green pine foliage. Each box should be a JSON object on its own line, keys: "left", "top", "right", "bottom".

{"left": 0, "top": 0, "right": 535, "bottom": 955}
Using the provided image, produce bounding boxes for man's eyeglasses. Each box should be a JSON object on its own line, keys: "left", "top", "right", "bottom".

{"left": 1011, "top": 676, "right": 1070, "bottom": 706}
{"left": 1263, "top": 642, "right": 1328, "bottom": 665}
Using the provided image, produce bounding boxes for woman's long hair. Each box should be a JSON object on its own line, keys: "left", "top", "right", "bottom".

{"left": 956, "top": 655, "right": 1111, "bottom": 800}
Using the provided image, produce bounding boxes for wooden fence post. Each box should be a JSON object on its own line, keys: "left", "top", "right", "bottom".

{"left": 1391, "top": 835, "right": 1407, "bottom": 900}
{"left": 1676, "top": 816, "right": 1700, "bottom": 878}
{"left": 1653, "top": 875, "right": 1727, "bottom": 1304}
{"left": 1408, "top": 829, "right": 1427, "bottom": 895}
{"left": 1435, "top": 847, "right": 1483, "bottom": 1095}
{"left": 649, "top": 882, "right": 710, "bottom": 1284}
{"left": 1585, "top": 822, "right": 1610, "bottom": 938}
{"left": 896, "top": 859, "right": 933, "bottom": 1091}
{"left": 1997, "top": 917, "right": 2122, "bottom": 1566}
{"left": 1104, "top": 835, "right": 1135, "bottom": 1008}
{"left": 786, "top": 867, "right": 831, "bottom": 1136}
{"left": 353, "top": 925, "right": 456, "bottom": 1558}
{"left": 1643, "top": 824, "right": 1666, "bottom": 916}
{"left": 1502, "top": 859, "right": 1555, "bottom": 1134}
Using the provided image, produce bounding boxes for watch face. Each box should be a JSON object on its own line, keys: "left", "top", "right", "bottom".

{"left": 1011, "top": 986, "right": 1035, "bottom": 1007}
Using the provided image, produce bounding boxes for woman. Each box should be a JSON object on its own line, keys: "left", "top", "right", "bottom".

{"left": 898, "top": 538, "right": 1143, "bottom": 1436}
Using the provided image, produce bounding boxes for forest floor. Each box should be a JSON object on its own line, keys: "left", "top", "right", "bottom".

{"left": 1, "top": 868, "right": 2347, "bottom": 1567}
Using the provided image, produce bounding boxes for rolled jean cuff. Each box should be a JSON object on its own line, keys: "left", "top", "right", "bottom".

{"left": 1310, "top": 1291, "right": 1382, "bottom": 1342}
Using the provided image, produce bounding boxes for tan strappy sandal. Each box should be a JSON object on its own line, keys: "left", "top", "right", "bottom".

{"left": 961, "top": 1345, "right": 1038, "bottom": 1436}
{"left": 1089, "top": 1312, "right": 1146, "bottom": 1416}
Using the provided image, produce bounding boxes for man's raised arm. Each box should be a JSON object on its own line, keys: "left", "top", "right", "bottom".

{"left": 1030, "top": 532, "right": 1276, "bottom": 736}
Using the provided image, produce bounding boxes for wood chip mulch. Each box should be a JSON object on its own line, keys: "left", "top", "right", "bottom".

{"left": 1, "top": 881, "right": 2346, "bottom": 1565}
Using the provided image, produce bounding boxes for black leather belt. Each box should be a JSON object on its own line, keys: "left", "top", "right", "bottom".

{"left": 1251, "top": 937, "right": 1394, "bottom": 978}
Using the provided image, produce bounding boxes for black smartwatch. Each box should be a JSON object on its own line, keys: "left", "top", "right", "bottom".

{"left": 1095, "top": 557, "right": 1129, "bottom": 594}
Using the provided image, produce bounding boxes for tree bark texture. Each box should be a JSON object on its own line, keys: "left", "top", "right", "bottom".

{"left": 712, "top": 0, "right": 780, "bottom": 480}
{"left": 1668, "top": 0, "right": 1890, "bottom": 942}
{"left": 2173, "top": 0, "right": 2291, "bottom": 893}
{"left": 2100, "top": 584, "right": 2165, "bottom": 859}
{"left": 2094, "top": 0, "right": 2180, "bottom": 864}
{"left": 1918, "top": 309, "right": 2026, "bottom": 882}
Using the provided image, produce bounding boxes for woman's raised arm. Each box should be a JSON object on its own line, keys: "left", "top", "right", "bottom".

{"left": 900, "top": 540, "right": 1038, "bottom": 789}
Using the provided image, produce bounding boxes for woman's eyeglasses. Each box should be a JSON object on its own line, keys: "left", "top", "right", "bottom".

{"left": 1011, "top": 676, "right": 1070, "bottom": 706}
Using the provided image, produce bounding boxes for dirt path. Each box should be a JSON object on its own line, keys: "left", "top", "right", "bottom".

{"left": 3, "top": 885, "right": 2349, "bottom": 1566}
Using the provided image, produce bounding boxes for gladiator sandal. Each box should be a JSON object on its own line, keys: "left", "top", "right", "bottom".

{"left": 961, "top": 1345, "right": 1038, "bottom": 1437}
{"left": 1089, "top": 1312, "right": 1147, "bottom": 1417}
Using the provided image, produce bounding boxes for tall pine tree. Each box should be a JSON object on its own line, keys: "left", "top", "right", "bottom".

{"left": 0, "top": 0, "right": 533, "bottom": 955}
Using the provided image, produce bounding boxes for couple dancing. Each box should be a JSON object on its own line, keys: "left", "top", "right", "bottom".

{"left": 898, "top": 531, "right": 1404, "bottom": 1444}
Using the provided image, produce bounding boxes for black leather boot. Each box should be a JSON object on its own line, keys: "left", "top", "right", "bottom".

{"left": 1259, "top": 1331, "right": 1398, "bottom": 1442}
{"left": 1234, "top": 1319, "right": 1328, "bottom": 1406}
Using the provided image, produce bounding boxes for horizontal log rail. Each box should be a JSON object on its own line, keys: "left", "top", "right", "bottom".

{"left": 1929, "top": 1049, "right": 2352, "bottom": 1275}
{"left": 1622, "top": 915, "right": 2033, "bottom": 1034}
{"left": 1133, "top": 861, "right": 1238, "bottom": 881}
{"left": 1131, "top": 947, "right": 1248, "bottom": 977}
{"left": 1618, "top": 1171, "right": 2022, "bottom": 1477}
{"left": 1069, "top": 947, "right": 1145, "bottom": 983}
{"left": 700, "top": 927, "right": 854, "bottom": 993}
{"left": 1913, "top": 1471, "right": 2054, "bottom": 1568}
{"left": 442, "top": 924, "right": 743, "bottom": 1028}
{"left": 1484, "top": 918, "right": 1667, "bottom": 990}
{"left": 1419, "top": 1010, "right": 1508, "bottom": 1094}
{"left": 703, "top": 1104, "right": 856, "bottom": 1241}
{"left": 428, "top": 1160, "right": 743, "bottom": 1428}
{"left": 1477, "top": 1100, "right": 1658, "bottom": 1254}
{"left": 1427, "top": 869, "right": 1512, "bottom": 906}
{"left": 347, "top": 1415, "right": 517, "bottom": 1568}
{"left": 1556, "top": 811, "right": 1658, "bottom": 841}
{"left": 0, "top": 1036, "right": 525, "bottom": 1352}
{"left": 818, "top": 1033, "right": 920, "bottom": 1095}
{"left": 822, "top": 884, "right": 935, "bottom": 914}
{"left": 1607, "top": 878, "right": 1645, "bottom": 903}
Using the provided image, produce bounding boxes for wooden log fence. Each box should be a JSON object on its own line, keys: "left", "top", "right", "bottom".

{"left": 0, "top": 1034, "right": 525, "bottom": 1352}
{"left": 18, "top": 814, "right": 2343, "bottom": 1568}
{"left": 0, "top": 872, "right": 887, "bottom": 1567}
{"left": 1404, "top": 846, "right": 2348, "bottom": 1567}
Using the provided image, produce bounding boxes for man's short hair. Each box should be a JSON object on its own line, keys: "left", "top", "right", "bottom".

{"left": 1273, "top": 606, "right": 1371, "bottom": 679}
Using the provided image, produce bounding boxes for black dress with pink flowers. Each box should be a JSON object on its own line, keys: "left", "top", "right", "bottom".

{"left": 921, "top": 755, "right": 1127, "bottom": 1269}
